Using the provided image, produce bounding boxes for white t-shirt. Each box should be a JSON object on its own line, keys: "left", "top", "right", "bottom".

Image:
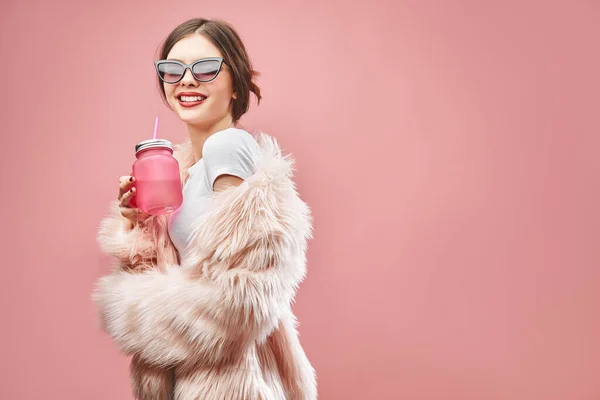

{"left": 168, "top": 128, "right": 262, "bottom": 263}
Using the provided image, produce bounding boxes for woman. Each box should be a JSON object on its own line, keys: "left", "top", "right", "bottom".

{"left": 93, "top": 18, "right": 317, "bottom": 400}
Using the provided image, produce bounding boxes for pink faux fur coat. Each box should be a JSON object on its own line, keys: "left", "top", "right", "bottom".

{"left": 92, "top": 133, "right": 317, "bottom": 400}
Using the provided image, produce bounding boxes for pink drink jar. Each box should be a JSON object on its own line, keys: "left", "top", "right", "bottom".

{"left": 131, "top": 139, "right": 183, "bottom": 215}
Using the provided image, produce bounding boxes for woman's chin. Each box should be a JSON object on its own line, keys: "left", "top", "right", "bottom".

{"left": 175, "top": 108, "right": 206, "bottom": 125}
{"left": 173, "top": 105, "right": 229, "bottom": 128}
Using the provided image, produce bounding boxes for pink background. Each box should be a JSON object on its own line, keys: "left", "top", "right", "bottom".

{"left": 1, "top": 1, "right": 599, "bottom": 399}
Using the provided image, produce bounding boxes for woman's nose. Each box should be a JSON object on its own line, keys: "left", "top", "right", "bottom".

{"left": 180, "top": 68, "right": 197, "bottom": 86}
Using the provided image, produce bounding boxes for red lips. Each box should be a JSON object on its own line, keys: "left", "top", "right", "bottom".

{"left": 176, "top": 92, "right": 207, "bottom": 108}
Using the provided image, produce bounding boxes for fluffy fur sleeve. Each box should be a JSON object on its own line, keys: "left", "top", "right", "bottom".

{"left": 96, "top": 201, "right": 177, "bottom": 272}
{"left": 92, "top": 135, "right": 313, "bottom": 367}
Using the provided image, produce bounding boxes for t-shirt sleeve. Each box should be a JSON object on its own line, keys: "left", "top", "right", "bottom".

{"left": 202, "top": 129, "right": 261, "bottom": 190}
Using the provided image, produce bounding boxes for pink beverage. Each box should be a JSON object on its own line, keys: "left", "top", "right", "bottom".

{"left": 132, "top": 139, "right": 183, "bottom": 215}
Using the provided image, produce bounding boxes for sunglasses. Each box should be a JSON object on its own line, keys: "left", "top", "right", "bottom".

{"left": 154, "top": 57, "right": 228, "bottom": 84}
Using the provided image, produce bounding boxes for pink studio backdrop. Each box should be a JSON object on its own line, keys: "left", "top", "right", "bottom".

{"left": 1, "top": 1, "right": 598, "bottom": 399}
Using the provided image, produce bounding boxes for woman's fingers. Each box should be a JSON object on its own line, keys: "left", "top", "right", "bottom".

{"left": 119, "top": 187, "right": 142, "bottom": 223}
{"left": 120, "top": 205, "right": 139, "bottom": 221}
{"left": 120, "top": 186, "right": 136, "bottom": 208}
{"left": 117, "top": 176, "right": 148, "bottom": 225}
{"left": 118, "top": 176, "right": 135, "bottom": 200}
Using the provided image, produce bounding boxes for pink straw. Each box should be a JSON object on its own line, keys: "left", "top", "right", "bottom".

{"left": 153, "top": 116, "right": 159, "bottom": 139}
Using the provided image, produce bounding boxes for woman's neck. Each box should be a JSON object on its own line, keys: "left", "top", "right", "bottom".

{"left": 187, "top": 116, "right": 234, "bottom": 161}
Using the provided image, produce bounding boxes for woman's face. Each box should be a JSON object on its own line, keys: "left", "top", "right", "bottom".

{"left": 163, "top": 34, "right": 235, "bottom": 128}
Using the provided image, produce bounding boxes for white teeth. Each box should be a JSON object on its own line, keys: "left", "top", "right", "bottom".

{"left": 180, "top": 95, "right": 205, "bottom": 102}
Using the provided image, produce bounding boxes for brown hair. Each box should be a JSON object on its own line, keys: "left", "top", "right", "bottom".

{"left": 157, "top": 18, "right": 262, "bottom": 123}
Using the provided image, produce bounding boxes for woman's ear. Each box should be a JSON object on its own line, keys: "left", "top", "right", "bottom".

{"left": 232, "top": 92, "right": 237, "bottom": 100}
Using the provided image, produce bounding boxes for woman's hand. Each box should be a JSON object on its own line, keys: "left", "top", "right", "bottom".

{"left": 118, "top": 176, "right": 149, "bottom": 226}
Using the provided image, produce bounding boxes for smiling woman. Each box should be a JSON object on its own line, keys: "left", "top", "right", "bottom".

{"left": 157, "top": 19, "right": 261, "bottom": 129}
{"left": 92, "top": 18, "right": 316, "bottom": 400}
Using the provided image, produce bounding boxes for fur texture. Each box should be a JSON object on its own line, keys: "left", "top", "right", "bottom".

{"left": 93, "top": 134, "right": 317, "bottom": 400}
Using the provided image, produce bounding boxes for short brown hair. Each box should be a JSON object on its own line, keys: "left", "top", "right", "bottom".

{"left": 156, "top": 18, "right": 262, "bottom": 123}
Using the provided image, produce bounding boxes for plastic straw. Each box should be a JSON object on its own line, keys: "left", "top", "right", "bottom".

{"left": 153, "top": 116, "right": 159, "bottom": 139}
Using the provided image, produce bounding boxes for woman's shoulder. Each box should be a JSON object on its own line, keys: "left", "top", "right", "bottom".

{"left": 202, "top": 128, "right": 262, "bottom": 182}
{"left": 203, "top": 127, "right": 259, "bottom": 153}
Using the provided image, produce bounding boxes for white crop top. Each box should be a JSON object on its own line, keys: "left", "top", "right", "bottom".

{"left": 167, "top": 128, "right": 262, "bottom": 264}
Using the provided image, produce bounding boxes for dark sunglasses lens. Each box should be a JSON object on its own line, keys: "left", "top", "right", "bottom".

{"left": 157, "top": 62, "right": 184, "bottom": 83}
{"left": 192, "top": 60, "right": 221, "bottom": 81}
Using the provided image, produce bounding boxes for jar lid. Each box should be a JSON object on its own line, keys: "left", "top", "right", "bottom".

{"left": 135, "top": 139, "right": 173, "bottom": 154}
